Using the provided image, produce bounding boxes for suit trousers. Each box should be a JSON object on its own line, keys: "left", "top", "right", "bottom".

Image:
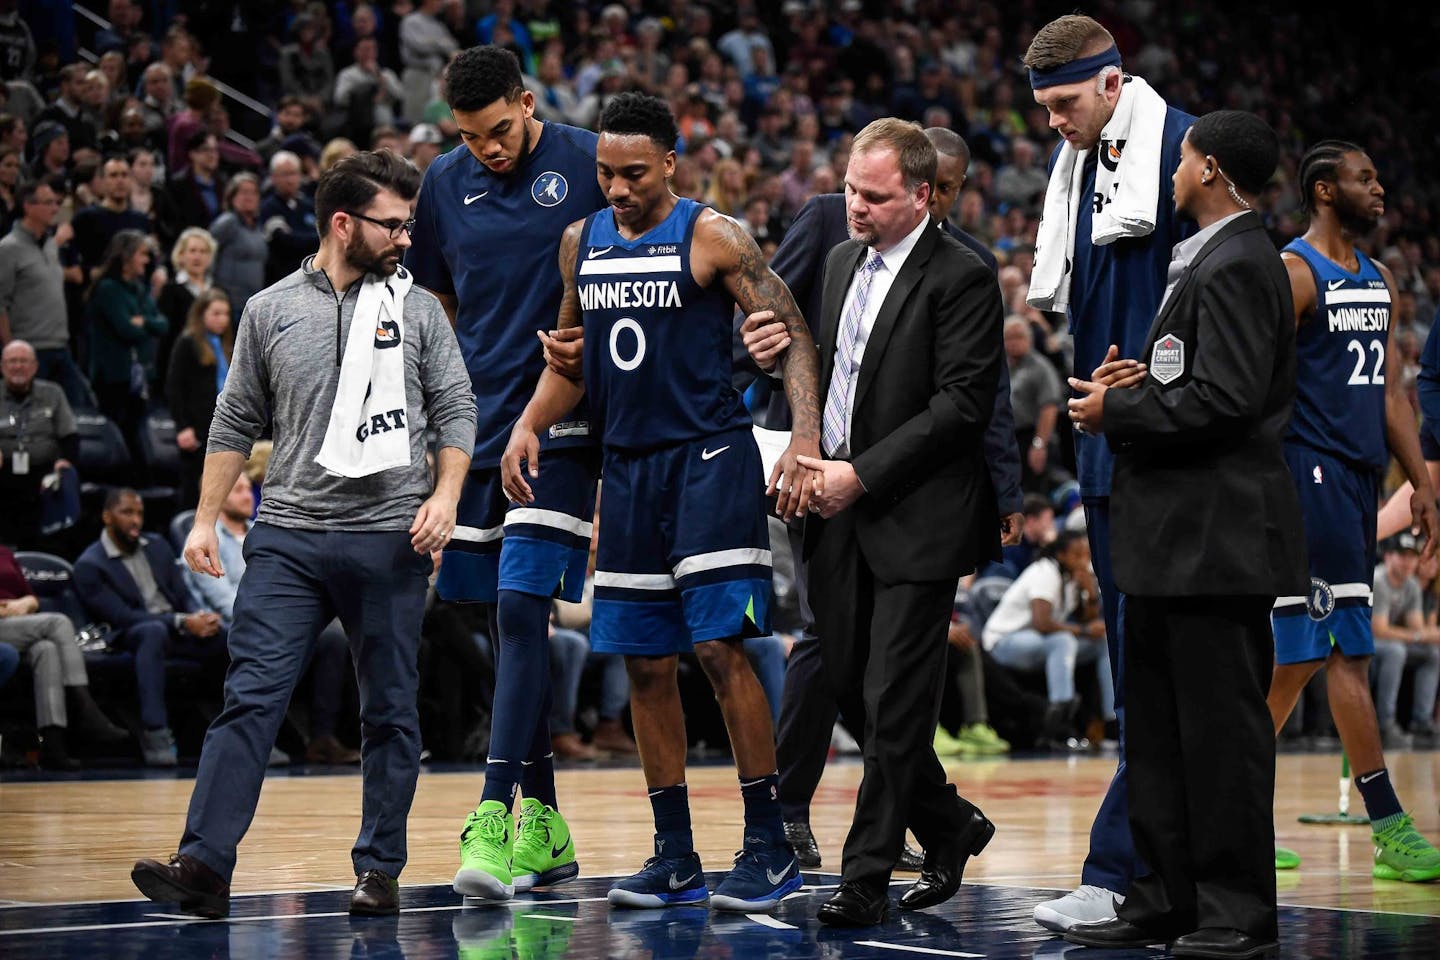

{"left": 180, "top": 523, "right": 431, "bottom": 881}
{"left": 0, "top": 612, "right": 85, "bottom": 728}
{"left": 809, "top": 508, "right": 965, "bottom": 886}
{"left": 1118, "top": 593, "right": 1278, "bottom": 941}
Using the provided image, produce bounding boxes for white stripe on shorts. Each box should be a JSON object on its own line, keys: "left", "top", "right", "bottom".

{"left": 1274, "top": 581, "right": 1372, "bottom": 610}
{"left": 451, "top": 523, "right": 505, "bottom": 544}
{"left": 504, "top": 507, "right": 595, "bottom": 539}
{"left": 595, "top": 571, "right": 676, "bottom": 590}
{"left": 673, "top": 548, "right": 772, "bottom": 580}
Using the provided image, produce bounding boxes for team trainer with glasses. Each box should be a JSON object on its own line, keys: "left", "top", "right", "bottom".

{"left": 129, "top": 149, "right": 476, "bottom": 921}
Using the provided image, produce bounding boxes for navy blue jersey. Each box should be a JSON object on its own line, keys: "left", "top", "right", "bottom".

{"left": 1059, "top": 101, "right": 1196, "bottom": 498}
{"left": 1283, "top": 237, "right": 1390, "bottom": 472}
{"left": 576, "top": 197, "right": 749, "bottom": 450}
{"left": 405, "top": 123, "right": 608, "bottom": 468}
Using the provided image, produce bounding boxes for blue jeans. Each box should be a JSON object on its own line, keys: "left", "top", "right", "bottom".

{"left": 1372, "top": 639, "right": 1440, "bottom": 728}
{"left": 179, "top": 524, "right": 431, "bottom": 881}
{"left": 548, "top": 628, "right": 589, "bottom": 735}
{"left": 989, "top": 627, "right": 1115, "bottom": 719}
{"left": 744, "top": 634, "right": 789, "bottom": 727}
{"left": 586, "top": 651, "right": 630, "bottom": 720}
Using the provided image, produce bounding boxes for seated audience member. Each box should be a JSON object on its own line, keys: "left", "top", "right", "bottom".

{"left": 1371, "top": 533, "right": 1440, "bottom": 747}
{"left": 166, "top": 288, "right": 232, "bottom": 509}
{"left": 987, "top": 492, "right": 1056, "bottom": 578}
{"left": 259, "top": 151, "right": 318, "bottom": 283}
{"left": 548, "top": 621, "right": 597, "bottom": 760}
{"left": 934, "top": 602, "right": 1011, "bottom": 756}
{"left": 982, "top": 530, "right": 1113, "bottom": 748}
{"left": 86, "top": 229, "right": 167, "bottom": 455}
{"left": 1004, "top": 315, "right": 1064, "bottom": 493}
{"left": 184, "top": 474, "right": 359, "bottom": 764}
{"left": 0, "top": 543, "right": 128, "bottom": 768}
{"left": 209, "top": 173, "right": 266, "bottom": 314}
{"left": 166, "top": 130, "right": 226, "bottom": 233}
{"left": 156, "top": 226, "right": 216, "bottom": 393}
{"left": 74, "top": 488, "right": 227, "bottom": 766}
{"left": 0, "top": 340, "right": 79, "bottom": 549}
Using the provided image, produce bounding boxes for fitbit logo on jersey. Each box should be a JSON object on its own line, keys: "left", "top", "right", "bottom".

{"left": 356, "top": 408, "right": 406, "bottom": 442}
{"left": 578, "top": 280, "right": 682, "bottom": 311}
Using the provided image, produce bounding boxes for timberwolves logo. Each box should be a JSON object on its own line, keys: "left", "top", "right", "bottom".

{"left": 1099, "top": 138, "right": 1127, "bottom": 172}
{"left": 532, "top": 172, "right": 568, "bottom": 207}
{"left": 374, "top": 318, "right": 401, "bottom": 349}
{"left": 1307, "top": 577, "right": 1335, "bottom": 621}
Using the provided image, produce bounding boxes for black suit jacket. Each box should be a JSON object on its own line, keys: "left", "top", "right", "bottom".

{"left": 735, "top": 192, "right": 1022, "bottom": 515}
{"left": 806, "top": 222, "right": 1003, "bottom": 582}
{"left": 1104, "top": 213, "right": 1307, "bottom": 597}
{"left": 165, "top": 171, "right": 226, "bottom": 234}
{"left": 74, "top": 535, "right": 199, "bottom": 631}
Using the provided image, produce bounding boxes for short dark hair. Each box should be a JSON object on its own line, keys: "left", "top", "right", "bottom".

{"left": 1297, "top": 139, "right": 1366, "bottom": 216}
{"left": 314, "top": 149, "right": 420, "bottom": 238}
{"left": 1186, "top": 110, "right": 1279, "bottom": 197}
{"left": 17, "top": 177, "right": 59, "bottom": 206}
{"left": 924, "top": 127, "right": 970, "bottom": 169}
{"left": 445, "top": 45, "right": 524, "bottom": 112}
{"left": 599, "top": 92, "right": 679, "bottom": 153}
{"left": 103, "top": 486, "right": 141, "bottom": 512}
{"left": 185, "top": 128, "right": 215, "bottom": 155}
{"left": 1021, "top": 493, "right": 1053, "bottom": 518}
{"left": 277, "top": 95, "right": 307, "bottom": 114}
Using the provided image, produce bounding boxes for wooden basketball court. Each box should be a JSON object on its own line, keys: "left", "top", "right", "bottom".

{"left": 3, "top": 748, "right": 1438, "bottom": 918}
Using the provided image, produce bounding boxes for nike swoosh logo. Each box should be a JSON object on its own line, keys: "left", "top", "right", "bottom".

{"left": 1327, "top": 279, "right": 1346, "bottom": 290}
{"left": 588, "top": 246, "right": 614, "bottom": 259}
{"left": 1358, "top": 771, "right": 1383, "bottom": 784}
{"left": 464, "top": 192, "right": 489, "bottom": 204}
{"left": 669, "top": 872, "right": 695, "bottom": 890}
{"left": 701, "top": 445, "right": 730, "bottom": 461}
{"left": 551, "top": 838, "right": 571, "bottom": 859}
{"left": 766, "top": 860, "right": 796, "bottom": 885}
{"left": 277, "top": 318, "right": 302, "bottom": 333}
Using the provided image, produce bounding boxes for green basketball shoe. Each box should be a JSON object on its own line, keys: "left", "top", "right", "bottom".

{"left": 511, "top": 906, "right": 579, "bottom": 960}
{"left": 956, "top": 723, "right": 1010, "bottom": 756}
{"left": 1274, "top": 846, "right": 1300, "bottom": 870}
{"left": 512, "top": 798, "right": 580, "bottom": 891}
{"left": 1372, "top": 813, "right": 1440, "bottom": 882}
{"left": 454, "top": 800, "right": 515, "bottom": 900}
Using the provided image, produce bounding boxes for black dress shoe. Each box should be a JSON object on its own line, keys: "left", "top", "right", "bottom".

{"left": 784, "top": 821, "right": 822, "bottom": 868}
{"left": 1064, "top": 917, "right": 1166, "bottom": 948}
{"left": 350, "top": 869, "right": 400, "bottom": 915}
{"left": 898, "top": 804, "right": 994, "bottom": 910}
{"left": 1170, "top": 927, "right": 1279, "bottom": 958}
{"left": 131, "top": 853, "right": 231, "bottom": 919}
{"left": 817, "top": 881, "right": 888, "bottom": 927}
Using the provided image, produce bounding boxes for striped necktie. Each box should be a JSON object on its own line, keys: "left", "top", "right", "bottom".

{"left": 821, "top": 249, "right": 884, "bottom": 456}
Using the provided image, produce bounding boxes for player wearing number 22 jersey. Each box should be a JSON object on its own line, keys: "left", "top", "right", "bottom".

{"left": 502, "top": 93, "right": 824, "bottom": 912}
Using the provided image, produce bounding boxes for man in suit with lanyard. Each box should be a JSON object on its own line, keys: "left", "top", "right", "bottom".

{"left": 1066, "top": 110, "right": 1305, "bottom": 959}
{"left": 796, "top": 118, "right": 1001, "bottom": 927}
{"left": 736, "top": 126, "right": 1021, "bottom": 870}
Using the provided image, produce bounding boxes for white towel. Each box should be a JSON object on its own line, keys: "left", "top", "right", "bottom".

{"left": 315, "top": 268, "right": 413, "bottom": 478}
{"left": 1028, "top": 75, "right": 1168, "bottom": 313}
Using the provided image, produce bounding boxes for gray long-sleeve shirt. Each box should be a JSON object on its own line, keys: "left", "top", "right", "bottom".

{"left": 208, "top": 258, "right": 476, "bottom": 531}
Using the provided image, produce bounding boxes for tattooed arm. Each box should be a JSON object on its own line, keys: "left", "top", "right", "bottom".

{"left": 697, "top": 210, "right": 821, "bottom": 521}
{"left": 501, "top": 219, "right": 588, "bottom": 505}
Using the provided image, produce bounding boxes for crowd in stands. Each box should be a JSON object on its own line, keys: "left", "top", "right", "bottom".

{"left": 1, "top": 0, "right": 1438, "bottom": 768}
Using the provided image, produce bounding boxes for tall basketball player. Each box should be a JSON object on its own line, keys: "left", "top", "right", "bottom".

{"left": 405, "top": 46, "right": 607, "bottom": 901}
{"left": 501, "top": 92, "right": 823, "bottom": 912}
{"left": 1267, "top": 140, "right": 1440, "bottom": 883}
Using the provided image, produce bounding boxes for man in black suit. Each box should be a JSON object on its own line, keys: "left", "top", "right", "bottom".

{"left": 74, "top": 488, "right": 228, "bottom": 767}
{"left": 1066, "top": 111, "right": 1306, "bottom": 959}
{"left": 736, "top": 126, "right": 1022, "bottom": 871}
{"left": 796, "top": 118, "right": 1001, "bottom": 927}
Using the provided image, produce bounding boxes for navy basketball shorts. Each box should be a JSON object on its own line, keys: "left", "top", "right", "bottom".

{"left": 1272, "top": 444, "right": 1380, "bottom": 664}
{"left": 437, "top": 446, "right": 600, "bottom": 604}
{"left": 590, "top": 425, "right": 772, "bottom": 656}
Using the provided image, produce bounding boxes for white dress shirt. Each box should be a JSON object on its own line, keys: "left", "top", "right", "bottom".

{"left": 830, "top": 214, "right": 931, "bottom": 457}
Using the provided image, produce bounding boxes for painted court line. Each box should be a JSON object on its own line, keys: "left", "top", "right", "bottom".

{"left": 520, "top": 913, "right": 579, "bottom": 922}
{"left": 745, "top": 913, "right": 797, "bottom": 929}
{"left": 855, "top": 941, "right": 984, "bottom": 958}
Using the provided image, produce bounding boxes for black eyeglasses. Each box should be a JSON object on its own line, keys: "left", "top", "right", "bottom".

{"left": 345, "top": 211, "right": 416, "bottom": 239}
